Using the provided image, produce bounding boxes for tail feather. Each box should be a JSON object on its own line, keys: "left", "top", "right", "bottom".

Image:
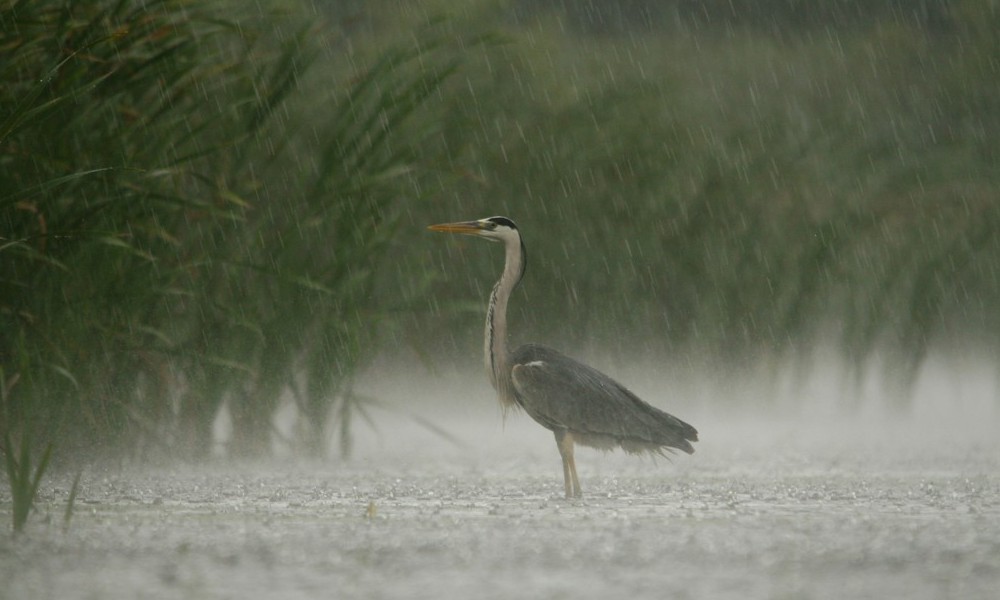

{"left": 649, "top": 408, "right": 698, "bottom": 453}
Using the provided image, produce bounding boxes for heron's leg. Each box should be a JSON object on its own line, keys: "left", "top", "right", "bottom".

{"left": 554, "top": 429, "right": 582, "bottom": 499}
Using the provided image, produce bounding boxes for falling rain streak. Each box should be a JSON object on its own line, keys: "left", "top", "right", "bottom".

{"left": 2, "top": 1, "right": 999, "bottom": 599}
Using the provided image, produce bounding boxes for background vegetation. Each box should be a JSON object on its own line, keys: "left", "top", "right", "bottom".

{"left": 1, "top": 0, "right": 998, "bottom": 467}
{"left": 398, "top": 0, "right": 1000, "bottom": 399}
{"left": 1, "top": 0, "right": 462, "bottom": 462}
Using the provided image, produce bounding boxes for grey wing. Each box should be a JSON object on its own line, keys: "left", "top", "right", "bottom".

{"left": 510, "top": 344, "right": 697, "bottom": 454}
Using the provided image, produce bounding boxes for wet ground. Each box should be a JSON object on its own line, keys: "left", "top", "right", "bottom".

{"left": 2, "top": 400, "right": 1000, "bottom": 599}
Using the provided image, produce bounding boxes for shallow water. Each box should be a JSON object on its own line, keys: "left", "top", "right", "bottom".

{"left": 3, "top": 405, "right": 999, "bottom": 600}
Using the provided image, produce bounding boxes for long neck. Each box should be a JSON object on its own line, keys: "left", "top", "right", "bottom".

{"left": 484, "top": 235, "right": 525, "bottom": 409}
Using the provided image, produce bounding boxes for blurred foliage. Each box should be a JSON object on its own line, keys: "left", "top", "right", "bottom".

{"left": 1, "top": 0, "right": 998, "bottom": 467}
{"left": 0, "top": 0, "right": 460, "bottom": 460}
{"left": 2, "top": 425, "right": 53, "bottom": 533}
{"left": 389, "top": 0, "right": 1000, "bottom": 405}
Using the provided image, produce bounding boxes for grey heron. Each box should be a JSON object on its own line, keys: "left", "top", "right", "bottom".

{"left": 429, "top": 216, "right": 698, "bottom": 498}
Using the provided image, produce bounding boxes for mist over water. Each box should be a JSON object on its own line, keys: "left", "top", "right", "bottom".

{"left": 7, "top": 351, "right": 998, "bottom": 600}
{"left": 345, "top": 349, "right": 1000, "bottom": 468}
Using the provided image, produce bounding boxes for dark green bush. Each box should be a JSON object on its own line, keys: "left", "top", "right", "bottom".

{"left": 1, "top": 0, "right": 459, "bottom": 459}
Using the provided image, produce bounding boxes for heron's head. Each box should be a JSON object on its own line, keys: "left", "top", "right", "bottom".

{"left": 427, "top": 216, "right": 519, "bottom": 244}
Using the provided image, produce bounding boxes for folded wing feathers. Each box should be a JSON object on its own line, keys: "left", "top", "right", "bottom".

{"left": 510, "top": 344, "right": 698, "bottom": 455}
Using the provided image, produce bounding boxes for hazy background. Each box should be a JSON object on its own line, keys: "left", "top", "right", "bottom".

{"left": 2, "top": 0, "right": 999, "bottom": 464}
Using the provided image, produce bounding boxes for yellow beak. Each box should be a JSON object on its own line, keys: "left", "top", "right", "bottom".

{"left": 427, "top": 220, "right": 486, "bottom": 234}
